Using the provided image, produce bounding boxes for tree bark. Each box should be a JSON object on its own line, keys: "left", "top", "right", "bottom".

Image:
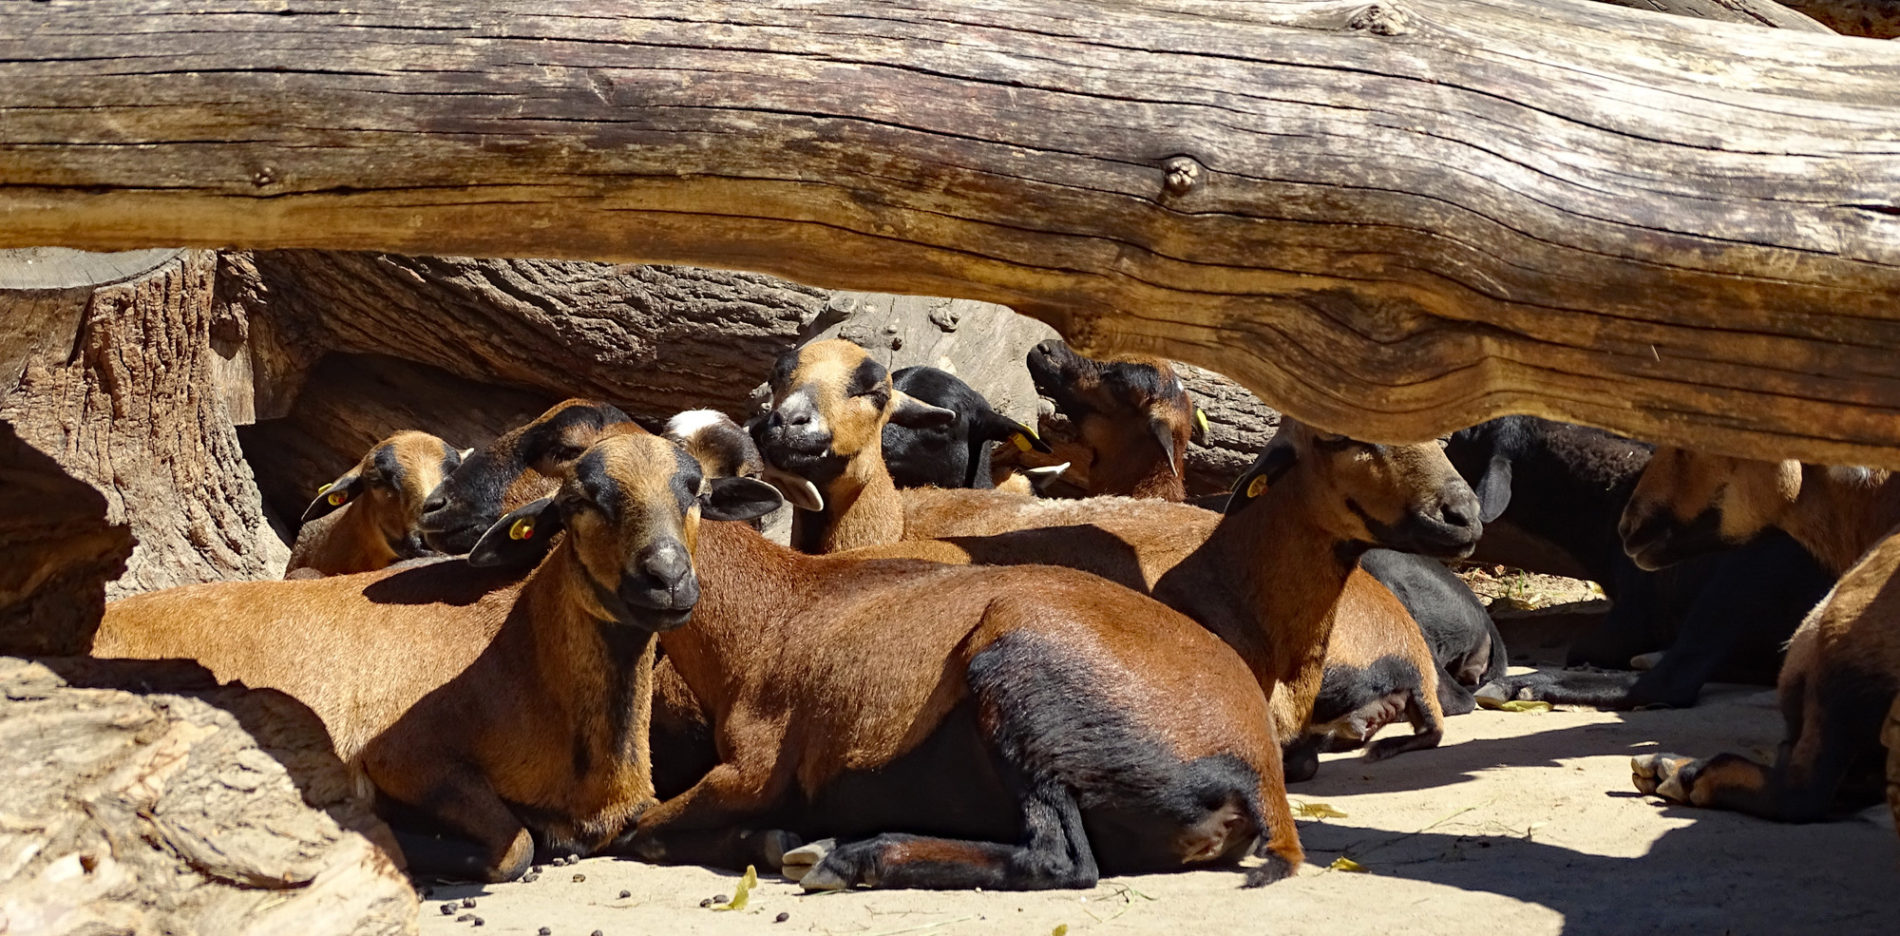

{"left": 1, "top": 250, "right": 289, "bottom": 598}
{"left": 0, "top": 657, "right": 417, "bottom": 936}
{"left": 6, "top": 2, "right": 1900, "bottom": 464}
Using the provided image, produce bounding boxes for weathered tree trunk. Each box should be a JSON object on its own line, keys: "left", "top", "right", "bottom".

{"left": 0, "top": 421, "right": 133, "bottom": 655}
{"left": 0, "top": 657, "right": 417, "bottom": 936}
{"left": 1, "top": 249, "right": 288, "bottom": 597}
{"left": 6, "top": 2, "right": 1900, "bottom": 464}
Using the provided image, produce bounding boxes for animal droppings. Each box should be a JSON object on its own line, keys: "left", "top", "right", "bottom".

{"left": 455, "top": 914, "right": 472, "bottom": 922}
{"left": 440, "top": 905, "right": 455, "bottom": 916}
{"left": 471, "top": 918, "right": 484, "bottom": 927}
{"left": 462, "top": 897, "right": 477, "bottom": 908}
{"left": 713, "top": 895, "right": 728, "bottom": 904}
{"left": 539, "top": 928, "right": 551, "bottom": 935}
{"left": 699, "top": 899, "right": 713, "bottom": 908}
{"left": 572, "top": 873, "right": 586, "bottom": 882}
{"left": 776, "top": 912, "right": 791, "bottom": 923}
{"left": 592, "top": 931, "right": 605, "bottom": 936}
{"left": 619, "top": 889, "right": 631, "bottom": 899}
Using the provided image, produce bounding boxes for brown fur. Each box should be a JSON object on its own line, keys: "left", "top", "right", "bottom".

{"left": 93, "top": 431, "right": 690, "bottom": 881}
{"left": 1287, "top": 573, "right": 1446, "bottom": 758}
{"left": 1621, "top": 449, "right": 1900, "bottom": 829}
{"left": 288, "top": 430, "right": 460, "bottom": 577}
{"left": 1026, "top": 341, "right": 1195, "bottom": 501}
{"left": 758, "top": 343, "right": 1478, "bottom": 752}
{"left": 624, "top": 496, "right": 1301, "bottom": 887}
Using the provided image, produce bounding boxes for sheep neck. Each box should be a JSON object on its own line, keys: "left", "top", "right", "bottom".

{"left": 511, "top": 545, "right": 658, "bottom": 792}
{"left": 1787, "top": 466, "right": 1900, "bottom": 576}
{"left": 794, "top": 440, "right": 904, "bottom": 553}
{"left": 1193, "top": 471, "right": 1357, "bottom": 711}
{"left": 654, "top": 522, "right": 805, "bottom": 720}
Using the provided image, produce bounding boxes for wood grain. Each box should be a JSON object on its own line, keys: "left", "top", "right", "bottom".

{"left": 5, "top": 1, "right": 1900, "bottom": 462}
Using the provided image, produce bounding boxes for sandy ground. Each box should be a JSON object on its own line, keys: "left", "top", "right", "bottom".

{"left": 417, "top": 679, "right": 1897, "bottom": 936}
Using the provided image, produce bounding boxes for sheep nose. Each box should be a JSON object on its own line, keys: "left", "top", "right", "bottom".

{"left": 642, "top": 542, "right": 692, "bottom": 592}
{"left": 784, "top": 410, "right": 813, "bottom": 428}
{"left": 422, "top": 493, "right": 448, "bottom": 514}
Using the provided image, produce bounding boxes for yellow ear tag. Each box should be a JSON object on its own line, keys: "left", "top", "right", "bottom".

{"left": 316, "top": 482, "right": 332, "bottom": 494}
{"left": 1196, "top": 408, "right": 1210, "bottom": 435}
{"left": 1246, "top": 474, "right": 1268, "bottom": 499}
{"left": 326, "top": 491, "right": 348, "bottom": 506}
{"left": 509, "top": 518, "right": 534, "bottom": 541}
{"left": 1012, "top": 432, "right": 1035, "bottom": 453}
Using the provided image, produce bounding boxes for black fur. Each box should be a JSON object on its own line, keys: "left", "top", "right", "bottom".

{"left": 420, "top": 401, "right": 629, "bottom": 555}
{"left": 846, "top": 356, "right": 892, "bottom": 414}
{"left": 884, "top": 366, "right": 1046, "bottom": 490}
{"left": 1448, "top": 415, "right": 1832, "bottom": 707}
{"left": 1360, "top": 548, "right": 1506, "bottom": 716}
{"left": 756, "top": 632, "right": 1277, "bottom": 891}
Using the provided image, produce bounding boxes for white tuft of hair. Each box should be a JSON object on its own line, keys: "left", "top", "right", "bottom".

{"left": 665, "top": 408, "right": 731, "bottom": 441}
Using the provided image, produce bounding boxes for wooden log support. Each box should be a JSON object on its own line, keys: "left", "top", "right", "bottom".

{"left": 5, "top": 1, "right": 1900, "bottom": 462}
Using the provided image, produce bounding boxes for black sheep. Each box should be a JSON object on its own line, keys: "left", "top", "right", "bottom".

{"left": 1447, "top": 415, "right": 1831, "bottom": 708}
{"left": 882, "top": 366, "right": 1049, "bottom": 490}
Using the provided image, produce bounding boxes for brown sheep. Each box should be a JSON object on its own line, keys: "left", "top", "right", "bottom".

{"left": 287, "top": 430, "right": 464, "bottom": 578}
{"left": 466, "top": 432, "right": 1302, "bottom": 891}
{"left": 1024, "top": 339, "right": 1202, "bottom": 501}
{"left": 1023, "top": 341, "right": 1450, "bottom": 771}
{"left": 1619, "top": 449, "right": 1900, "bottom": 831}
{"left": 92, "top": 425, "right": 778, "bottom": 882}
{"left": 753, "top": 341, "right": 1480, "bottom": 777}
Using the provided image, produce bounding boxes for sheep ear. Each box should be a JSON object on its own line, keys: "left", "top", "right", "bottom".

{"left": 702, "top": 477, "right": 784, "bottom": 523}
{"left": 1149, "top": 417, "right": 1180, "bottom": 477}
{"left": 889, "top": 392, "right": 957, "bottom": 430}
{"left": 301, "top": 473, "right": 366, "bottom": 523}
{"left": 1225, "top": 444, "right": 1297, "bottom": 515}
{"left": 761, "top": 466, "right": 825, "bottom": 512}
{"left": 976, "top": 411, "right": 1051, "bottom": 454}
{"left": 468, "top": 498, "right": 564, "bottom": 568}
{"left": 1473, "top": 455, "right": 1513, "bottom": 523}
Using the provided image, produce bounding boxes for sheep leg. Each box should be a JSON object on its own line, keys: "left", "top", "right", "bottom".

{"left": 620, "top": 760, "right": 791, "bottom": 869}
{"left": 1883, "top": 694, "right": 1900, "bottom": 837}
{"left": 796, "top": 778, "right": 1099, "bottom": 891}
{"left": 1365, "top": 687, "right": 1443, "bottom": 762}
{"left": 1631, "top": 667, "right": 1886, "bottom": 821}
{"left": 373, "top": 768, "right": 534, "bottom": 882}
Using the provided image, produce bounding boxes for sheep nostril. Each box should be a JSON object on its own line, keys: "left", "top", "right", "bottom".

{"left": 422, "top": 494, "right": 448, "bottom": 515}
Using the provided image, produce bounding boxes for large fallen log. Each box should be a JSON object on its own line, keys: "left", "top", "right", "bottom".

{"left": 5, "top": 1, "right": 1900, "bottom": 463}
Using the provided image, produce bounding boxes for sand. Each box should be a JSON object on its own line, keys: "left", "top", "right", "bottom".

{"left": 419, "top": 683, "right": 1897, "bottom": 936}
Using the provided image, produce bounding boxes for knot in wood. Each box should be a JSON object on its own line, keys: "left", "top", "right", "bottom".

{"left": 1348, "top": 3, "right": 1413, "bottom": 36}
{"left": 251, "top": 166, "right": 278, "bottom": 187}
{"left": 1163, "top": 156, "right": 1202, "bottom": 196}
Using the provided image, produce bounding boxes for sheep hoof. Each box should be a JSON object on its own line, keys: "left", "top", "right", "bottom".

{"left": 1473, "top": 680, "right": 1511, "bottom": 704}
{"left": 1631, "top": 753, "right": 1696, "bottom": 801}
{"left": 757, "top": 829, "right": 801, "bottom": 870}
{"left": 1629, "top": 651, "right": 1665, "bottom": 671}
{"left": 780, "top": 838, "right": 835, "bottom": 884}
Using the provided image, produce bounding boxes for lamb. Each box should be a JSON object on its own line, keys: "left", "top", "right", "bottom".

{"left": 466, "top": 431, "right": 1302, "bottom": 890}
{"left": 286, "top": 430, "right": 464, "bottom": 578}
{"left": 1616, "top": 448, "right": 1900, "bottom": 832}
{"left": 1449, "top": 415, "right": 1831, "bottom": 709}
{"left": 752, "top": 340, "right": 1484, "bottom": 777}
{"left": 91, "top": 424, "right": 778, "bottom": 882}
